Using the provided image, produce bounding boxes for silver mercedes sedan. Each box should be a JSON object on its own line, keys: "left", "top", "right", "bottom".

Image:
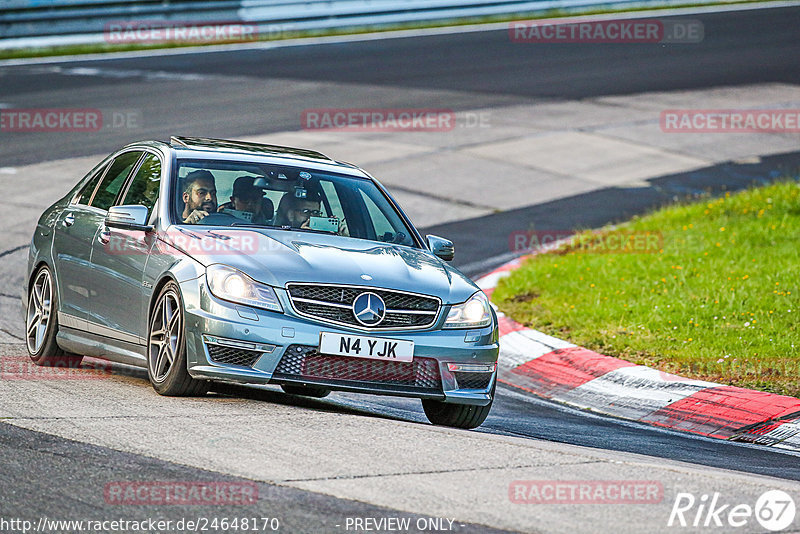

{"left": 24, "top": 136, "right": 499, "bottom": 428}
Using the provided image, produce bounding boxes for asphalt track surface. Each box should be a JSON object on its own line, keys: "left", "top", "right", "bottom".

{"left": 1, "top": 5, "right": 799, "bottom": 167}
{"left": 1, "top": 5, "right": 800, "bottom": 532}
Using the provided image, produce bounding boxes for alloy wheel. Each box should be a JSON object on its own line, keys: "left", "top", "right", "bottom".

{"left": 149, "top": 289, "right": 182, "bottom": 382}
{"left": 26, "top": 269, "right": 53, "bottom": 354}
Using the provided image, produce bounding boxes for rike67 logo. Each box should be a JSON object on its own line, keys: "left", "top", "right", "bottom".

{"left": 668, "top": 490, "right": 796, "bottom": 531}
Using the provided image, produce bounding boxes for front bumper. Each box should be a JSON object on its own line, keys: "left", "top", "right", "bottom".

{"left": 181, "top": 278, "right": 499, "bottom": 406}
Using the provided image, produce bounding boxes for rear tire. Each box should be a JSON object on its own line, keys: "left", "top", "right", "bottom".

{"left": 281, "top": 384, "right": 331, "bottom": 398}
{"left": 147, "top": 282, "right": 208, "bottom": 396}
{"left": 422, "top": 381, "right": 495, "bottom": 429}
{"left": 26, "top": 266, "right": 83, "bottom": 368}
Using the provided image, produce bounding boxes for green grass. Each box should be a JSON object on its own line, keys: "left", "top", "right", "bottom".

{"left": 0, "top": 0, "right": 769, "bottom": 61}
{"left": 493, "top": 179, "right": 800, "bottom": 397}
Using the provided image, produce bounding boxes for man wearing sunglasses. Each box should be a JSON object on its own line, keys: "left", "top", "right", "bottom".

{"left": 288, "top": 199, "right": 322, "bottom": 229}
{"left": 275, "top": 187, "right": 349, "bottom": 235}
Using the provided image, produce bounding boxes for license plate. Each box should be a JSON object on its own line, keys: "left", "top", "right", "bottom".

{"left": 319, "top": 332, "right": 414, "bottom": 362}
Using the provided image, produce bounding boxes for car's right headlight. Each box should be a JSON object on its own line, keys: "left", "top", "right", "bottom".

{"left": 443, "top": 291, "right": 492, "bottom": 329}
{"left": 206, "top": 264, "right": 282, "bottom": 313}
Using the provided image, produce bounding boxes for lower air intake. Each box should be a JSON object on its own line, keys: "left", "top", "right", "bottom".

{"left": 273, "top": 344, "right": 442, "bottom": 394}
{"left": 206, "top": 344, "right": 264, "bottom": 367}
{"left": 453, "top": 371, "right": 493, "bottom": 390}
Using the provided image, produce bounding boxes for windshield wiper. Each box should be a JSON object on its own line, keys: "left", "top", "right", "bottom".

{"left": 230, "top": 222, "right": 337, "bottom": 235}
{"left": 294, "top": 227, "right": 338, "bottom": 235}
{"left": 230, "top": 222, "right": 277, "bottom": 228}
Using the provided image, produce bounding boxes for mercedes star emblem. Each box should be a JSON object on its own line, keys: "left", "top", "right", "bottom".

{"left": 352, "top": 292, "right": 386, "bottom": 326}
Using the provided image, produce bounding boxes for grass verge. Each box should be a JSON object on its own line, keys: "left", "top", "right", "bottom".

{"left": 493, "top": 178, "right": 800, "bottom": 397}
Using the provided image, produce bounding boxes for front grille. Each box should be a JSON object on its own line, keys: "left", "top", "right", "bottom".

{"left": 453, "top": 371, "right": 493, "bottom": 390}
{"left": 273, "top": 344, "right": 442, "bottom": 393}
{"left": 207, "top": 344, "right": 264, "bottom": 367}
{"left": 287, "top": 284, "right": 440, "bottom": 330}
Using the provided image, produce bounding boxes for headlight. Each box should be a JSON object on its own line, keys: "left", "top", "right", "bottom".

{"left": 206, "top": 264, "right": 282, "bottom": 312}
{"left": 444, "top": 291, "right": 491, "bottom": 329}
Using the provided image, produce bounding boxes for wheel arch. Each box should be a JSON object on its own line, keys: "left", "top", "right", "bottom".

{"left": 28, "top": 260, "right": 50, "bottom": 291}
{"left": 27, "top": 260, "right": 59, "bottom": 314}
{"left": 147, "top": 273, "right": 182, "bottom": 325}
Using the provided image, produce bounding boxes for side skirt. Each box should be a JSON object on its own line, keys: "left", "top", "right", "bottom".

{"left": 57, "top": 326, "right": 147, "bottom": 368}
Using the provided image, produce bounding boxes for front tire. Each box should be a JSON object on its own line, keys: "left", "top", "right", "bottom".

{"left": 147, "top": 282, "right": 208, "bottom": 396}
{"left": 26, "top": 266, "right": 83, "bottom": 368}
{"left": 422, "top": 382, "right": 495, "bottom": 429}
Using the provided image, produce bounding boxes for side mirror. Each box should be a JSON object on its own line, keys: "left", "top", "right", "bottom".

{"left": 426, "top": 235, "right": 454, "bottom": 261}
{"left": 106, "top": 205, "right": 152, "bottom": 232}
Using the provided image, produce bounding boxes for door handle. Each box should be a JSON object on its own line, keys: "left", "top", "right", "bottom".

{"left": 63, "top": 213, "right": 75, "bottom": 227}
{"left": 98, "top": 228, "right": 111, "bottom": 245}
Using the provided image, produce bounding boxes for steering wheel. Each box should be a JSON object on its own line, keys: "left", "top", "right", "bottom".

{"left": 194, "top": 212, "right": 239, "bottom": 226}
{"left": 381, "top": 231, "right": 406, "bottom": 244}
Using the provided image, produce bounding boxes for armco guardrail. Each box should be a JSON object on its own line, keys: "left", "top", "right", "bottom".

{"left": 1, "top": 0, "right": 733, "bottom": 46}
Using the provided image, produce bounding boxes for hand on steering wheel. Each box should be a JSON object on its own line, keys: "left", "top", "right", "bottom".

{"left": 183, "top": 210, "right": 209, "bottom": 224}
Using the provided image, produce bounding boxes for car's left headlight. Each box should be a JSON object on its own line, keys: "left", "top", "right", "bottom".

{"left": 444, "top": 291, "right": 492, "bottom": 329}
{"left": 206, "top": 264, "right": 282, "bottom": 313}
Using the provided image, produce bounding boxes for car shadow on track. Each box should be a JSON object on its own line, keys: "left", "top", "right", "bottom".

{"left": 79, "top": 355, "right": 419, "bottom": 424}
{"left": 211, "top": 381, "right": 418, "bottom": 424}
{"left": 2, "top": 348, "right": 426, "bottom": 424}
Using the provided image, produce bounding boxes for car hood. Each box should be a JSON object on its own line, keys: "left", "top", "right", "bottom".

{"left": 163, "top": 227, "right": 479, "bottom": 303}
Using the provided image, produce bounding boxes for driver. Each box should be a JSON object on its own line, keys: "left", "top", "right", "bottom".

{"left": 181, "top": 170, "right": 218, "bottom": 224}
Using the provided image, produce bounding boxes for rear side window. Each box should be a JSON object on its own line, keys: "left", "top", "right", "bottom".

{"left": 121, "top": 153, "right": 161, "bottom": 213}
{"left": 74, "top": 162, "right": 109, "bottom": 205}
{"left": 91, "top": 151, "right": 143, "bottom": 211}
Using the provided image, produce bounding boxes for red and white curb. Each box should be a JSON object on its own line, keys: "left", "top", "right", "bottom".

{"left": 477, "top": 256, "right": 800, "bottom": 452}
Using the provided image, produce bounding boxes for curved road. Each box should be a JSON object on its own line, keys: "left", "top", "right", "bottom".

{"left": 1, "top": 5, "right": 798, "bottom": 166}
{"left": 1, "top": 5, "right": 800, "bottom": 533}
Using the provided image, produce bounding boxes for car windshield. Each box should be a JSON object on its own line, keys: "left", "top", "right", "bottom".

{"left": 173, "top": 159, "right": 417, "bottom": 247}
